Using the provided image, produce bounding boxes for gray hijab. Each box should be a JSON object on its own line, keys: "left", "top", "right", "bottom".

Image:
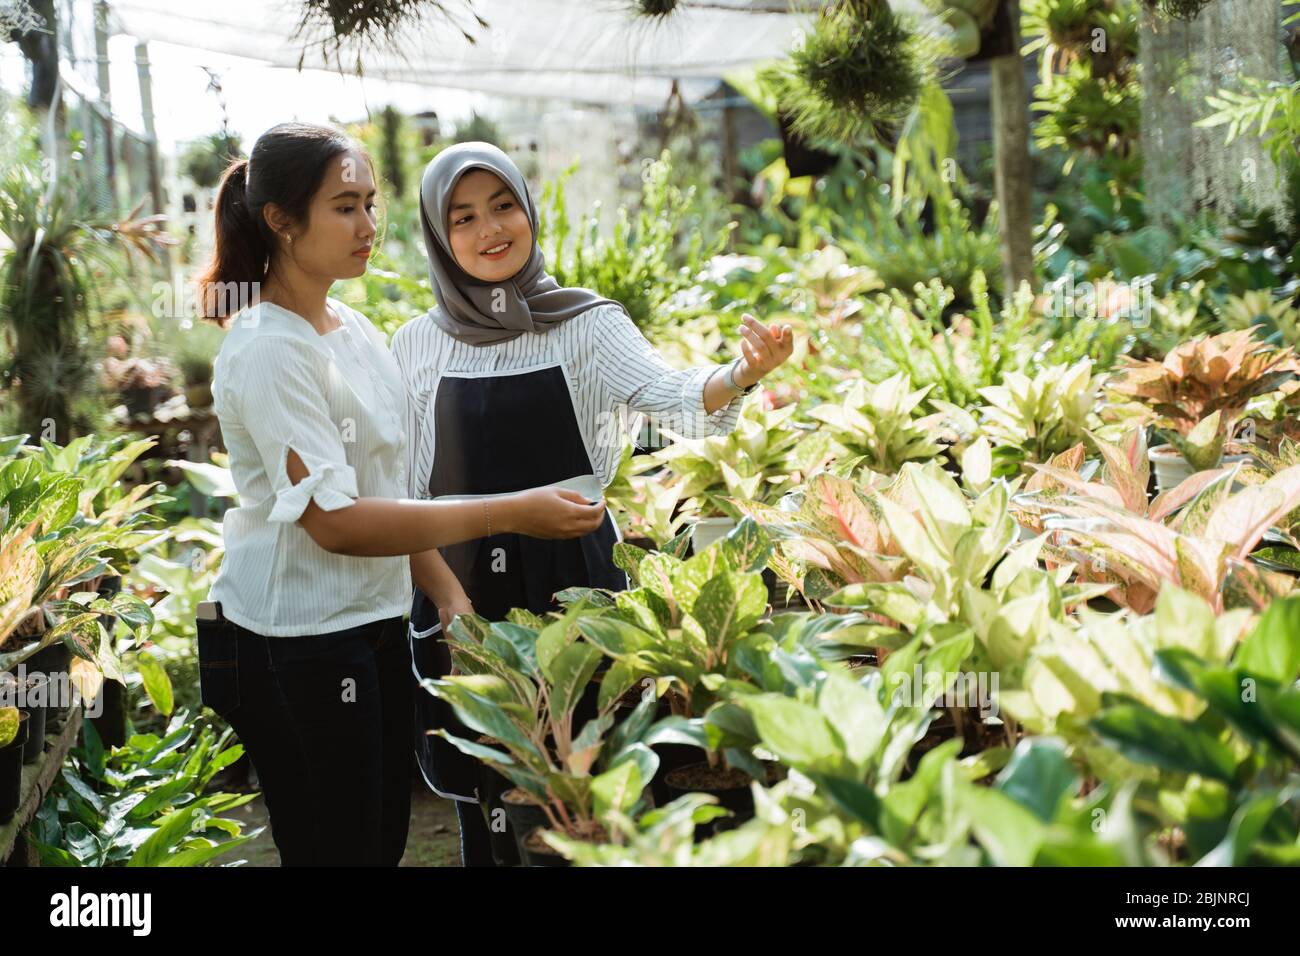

{"left": 418, "top": 141, "right": 624, "bottom": 346}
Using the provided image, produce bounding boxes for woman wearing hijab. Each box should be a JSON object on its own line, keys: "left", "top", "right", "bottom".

{"left": 391, "top": 141, "right": 795, "bottom": 865}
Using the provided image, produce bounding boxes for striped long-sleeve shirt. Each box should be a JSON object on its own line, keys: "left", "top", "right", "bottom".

{"left": 390, "top": 303, "right": 744, "bottom": 499}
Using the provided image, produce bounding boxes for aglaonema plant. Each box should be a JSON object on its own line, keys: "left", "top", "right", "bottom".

{"left": 1029, "top": 456, "right": 1300, "bottom": 613}
{"left": 572, "top": 519, "right": 777, "bottom": 724}
{"left": 542, "top": 618, "right": 994, "bottom": 866}
{"left": 822, "top": 461, "right": 1109, "bottom": 649}
{"left": 0, "top": 436, "right": 162, "bottom": 694}
{"left": 424, "top": 597, "right": 667, "bottom": 842}
{"left": 1081, "top": 593, "right": 1300, "bottom": 865}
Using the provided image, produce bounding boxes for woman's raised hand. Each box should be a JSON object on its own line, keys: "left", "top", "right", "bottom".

{"left": 734, "top": 313, "right": 795, "bottom": 388}
{"left": 498, "top": 487, "right": 607, "bottom": 539}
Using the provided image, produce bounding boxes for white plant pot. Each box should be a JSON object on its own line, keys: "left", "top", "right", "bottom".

{"left": 691, "top": 516, "right": 737, "bottom": 553}
{"left": 1148, "top": 445, "right": 1252, "bottom": 496}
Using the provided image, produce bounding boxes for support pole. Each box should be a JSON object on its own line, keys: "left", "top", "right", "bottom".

{"left": 94, "top": 0, "right": 117, "bottom": 209}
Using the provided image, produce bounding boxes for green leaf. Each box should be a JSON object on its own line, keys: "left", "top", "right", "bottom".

{"left": 592, "top": 760, "right": 643, "bottom": 818}
{"left": 0, "top": 707, "right": 18, "bottom": 749}
{"left": 1155, "top": 649, "right": 1292, "bottom": 752}
{"left": 1090, "top": 704, "right": 1238, "bottom": 782}
{"left": 825, "top": 582, "right": 927, "bottom": 629}
{"left": 136, "top": 651, "right": 174, "bottom": 716}
{"left": 1170, "top": 411, "right": 1226, "bottom": 472}
{"left": 1234, "top": 594, "right": 1300, "bottom": 684}
{"left": 576, "top": 617, "right": 656, "bottom": 657}
{"left": 817, "top": 669, "right": 886, "bottom": 771}
{"left": 109, "top": 592, "right": 154, "bottom": 629}
{"left": 744, "top": 694, "right": 847, "bottom": 775}
{"left": 718, "top": 516, "right": 773, "bottom": 572}
{"left": 693, "top": 570, "right": 768, "bottom": 654}
{"left": 995, "top": 738, "right": 1078, "bottom": 823}
{"left": 427, "top": 681, "right": 543, "bottom": 764}
{"left": 547, "top": 641, "right": 604, "bottom": 719}
{"left": 1196, "top": 791, "right": 1284, "bottom": 867}
{"left": 959, "top": 781, "right": 1046, "bottom": 867}
{"left": 612, "top": 543, "right": 650, "bottom": 586}
{"left": 812, "top": 774, "right": 881, "bottom": 828}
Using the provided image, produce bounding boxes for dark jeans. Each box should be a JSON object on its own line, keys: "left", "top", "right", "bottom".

{"left": 197, "top": 614, "right": 414, "bottom": 866}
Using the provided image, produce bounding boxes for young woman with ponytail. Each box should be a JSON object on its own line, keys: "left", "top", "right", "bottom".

{"left": 194, "top": 123, "right": 606, "bottom": 866}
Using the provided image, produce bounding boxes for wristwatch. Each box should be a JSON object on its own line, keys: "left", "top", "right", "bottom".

{"left": 724, "top": 358, "right": 759, "bottom": 396}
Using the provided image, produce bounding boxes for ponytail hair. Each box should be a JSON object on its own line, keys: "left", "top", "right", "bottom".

{"left": 196, "top": 159, "right": 267, "bottom": 322}
{"left": 196, "top": 122, "right": 368, "bottom": 323}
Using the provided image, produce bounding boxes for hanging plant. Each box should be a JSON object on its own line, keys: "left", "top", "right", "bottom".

{"left": 763, "top": 0, "right": 937, "bottom": 145}
{"left": 294, "top": 0, "right": 488, "bottom": 67}
{"left": 630, "top": 0, "right": 681, "bottom": 18}
{"left": 1142, "top": 0, "right": 1215, "bottom": 19}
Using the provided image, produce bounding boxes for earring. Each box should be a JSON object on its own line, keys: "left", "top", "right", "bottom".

{"left": 282, "top": 233, "right": 293, "bottom": 244}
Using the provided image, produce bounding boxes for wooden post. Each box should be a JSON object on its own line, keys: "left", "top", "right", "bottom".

{"left": 989, "top": 0, "right": 1034, "bottom": 295}
{"left": 94, "top": 0, "right": 118, "bottom": 210}
{"left": 135, "top": 40, "right": 170, "bottom": 268}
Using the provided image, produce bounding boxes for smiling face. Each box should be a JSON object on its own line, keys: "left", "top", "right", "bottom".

{"left": 265, "top": 148, "right": 378, "bottom": 283}
{"left": 446, "top": 169, "right": 532, "bottom": 282}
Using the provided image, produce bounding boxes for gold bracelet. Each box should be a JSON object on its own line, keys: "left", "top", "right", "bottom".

{"left": 484, "top": 498, "right": 492, "bottom": 537}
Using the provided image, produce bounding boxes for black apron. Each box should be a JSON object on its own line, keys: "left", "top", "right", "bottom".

{"left": 409, "top": 364, "right": 627, "bottom": 801}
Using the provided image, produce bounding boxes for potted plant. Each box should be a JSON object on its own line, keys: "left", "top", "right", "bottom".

{"left": 0, "top": 436, "right": 161, "bottom": 734}
{"left": 806, "top": 372, "right": 945, "bottom": 475}
{"left": 957, "top": 359, "right": 1104, "bottom": 476}
{"left": 654, "top": 402, "right": 835, "bottom": 552}
{"left": 1106, "top": 329, "right": 1298, "bottom": 492}
{"left": 0, "top": 706, "right": 29, "bottom": 823}
{"left": 0, "top": 669, "right": 50, "bottom": 764}
{"left": 424, "top": 601, "right": 666, "bottom": 866}
{"left": 1028, "top": 454, "right": 1300, "bottom": 613}
{"left": 574, "top": 522, "right": 809, "bottom": 821}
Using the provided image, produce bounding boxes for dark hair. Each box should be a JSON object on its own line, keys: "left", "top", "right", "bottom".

{"left": 196, "top": 122, "right": 370, "bottom": 322}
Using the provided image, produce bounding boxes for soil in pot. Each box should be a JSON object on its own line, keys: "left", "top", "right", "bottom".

{"left": 664, "top": 761, "right": 785, "bottom": 841}
{"left": 520, "top": 827, "right": 575, "bottom": 868}
{"left": 502, "top": 788, "right": 552, "bottom": 862}
{"left": 0, "top": 711, "right": 31, "bottom": 824}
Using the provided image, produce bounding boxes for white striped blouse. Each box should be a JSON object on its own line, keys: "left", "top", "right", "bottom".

{"left": 390, "top": 303, "right": 744, "bottom": 500}
{"left": 209, "top": 298, "right": 413, "bottom": 636}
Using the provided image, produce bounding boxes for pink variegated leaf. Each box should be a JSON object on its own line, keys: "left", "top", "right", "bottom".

{"left": 1174, "top": 535, "right": 1226, "bottom": 605}
{"left": 1023, "top": 464, "right": 1126, "bottom": 509}
{"left": 1088, "top": 429, "right": 1148, "bottom": 512}
{"left": 1221, "top": 559, "right": 1297, "bottom": 612}
{"left": 1205, "top": 465, "right": 1300, "bottom": 559}
{"left": 1049, "top": 502, "right": 1183, "bottom": 568}
{"left": 1024, "top": 444, "right": 1087, "bottom": 494}
{"left": 1149, "top": 466, "right": 1233, "bottom": 524}
{"left": 1055, "top": 526, "right": 1176, "bottom": 585}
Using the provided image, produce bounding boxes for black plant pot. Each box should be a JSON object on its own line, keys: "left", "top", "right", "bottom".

{"left": 20, "top": 673, "right": 49, "bottom": 764}
{"left": 90, "top": 665, "right": 127, "bottom": 750}
{"left": 28, "top": 640, "right": 72, "bottom": 732}
{"left": 650, "top": 742, "right": 704, "bottom": 808}
{"left": 0, "top": 711, "right": 31, "bottom": 824}
{"left": 501, "top": 788, "right": 551, "bottom": 862}
{"left": 475, "top": 759, "right": 521, "bottom": 867}
{"left": 664, "top": 761, "right": 783, "bottom": 841}
{"left": 519, "top": 827, "right": 571, "bottom": 868}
